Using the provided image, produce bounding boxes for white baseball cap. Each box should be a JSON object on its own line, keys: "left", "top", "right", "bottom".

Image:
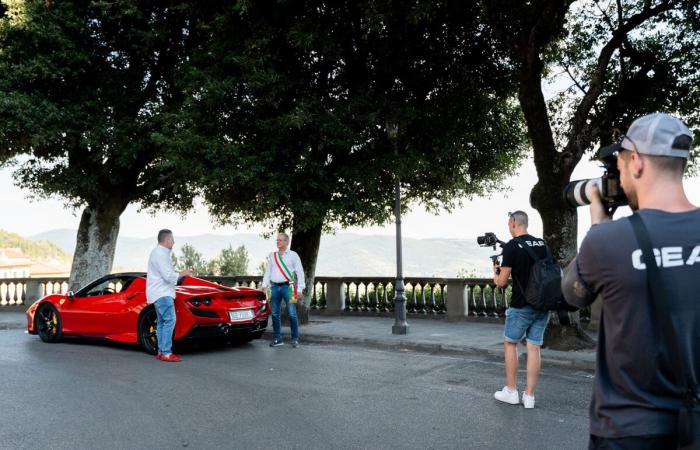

{"left": 618, "top": 112, "right": 693, "bottom": 158}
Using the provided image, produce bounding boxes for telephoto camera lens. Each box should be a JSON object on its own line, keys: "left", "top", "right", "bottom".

{"left": 564, "top": 178, "right": 601, "bottom": 208}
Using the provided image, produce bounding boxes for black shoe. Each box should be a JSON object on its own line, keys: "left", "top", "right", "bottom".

{"left": 292, "top": 339, "right": 299, "bottom": 348}
{"left": 269, "top": 338, "right": 284, "bottom": 347}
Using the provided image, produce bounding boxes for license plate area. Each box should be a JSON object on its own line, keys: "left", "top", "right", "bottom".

{"left": 228, "top": 309, "right": 254, "bottom": 322}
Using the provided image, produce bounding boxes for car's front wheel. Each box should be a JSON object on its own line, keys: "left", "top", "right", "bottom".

{"left": 138, "top": 307, "right": 158, "bottom": 355}
{"left": 36, "top": 304, "right": 63, "bottom": 343}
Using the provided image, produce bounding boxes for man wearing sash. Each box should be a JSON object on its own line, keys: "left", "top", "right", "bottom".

{"left": 262, "top": 232, "right": 306, "bottom": 348}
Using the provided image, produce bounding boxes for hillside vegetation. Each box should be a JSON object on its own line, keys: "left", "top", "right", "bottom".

{"left": 0, "top": 229, "right": 72, "bottom": 262}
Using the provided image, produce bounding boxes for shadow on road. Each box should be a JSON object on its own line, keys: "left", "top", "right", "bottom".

{"left": 28, "top": 335, "right": 262, "bottom": 356}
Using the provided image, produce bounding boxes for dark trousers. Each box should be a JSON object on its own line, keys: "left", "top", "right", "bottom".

{"left": 589, "top": 434, "right": 677, "bottom": 449}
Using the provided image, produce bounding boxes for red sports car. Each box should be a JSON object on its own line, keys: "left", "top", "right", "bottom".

{"left": 26, "top": 273, "right": 269, "bottom": 354}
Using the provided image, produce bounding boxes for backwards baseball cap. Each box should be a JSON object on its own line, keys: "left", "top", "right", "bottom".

{"left": 602, "top": 113, "right": 693, "bottom": 160}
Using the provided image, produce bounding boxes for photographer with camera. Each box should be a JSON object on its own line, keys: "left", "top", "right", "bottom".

{"left": 491, "top": 210, "right": 550, "bottom": 409}
{"left": 562, "top": 113, "right": 700, "bottom": 449}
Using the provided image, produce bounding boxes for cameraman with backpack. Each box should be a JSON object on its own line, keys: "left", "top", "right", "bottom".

{"left": 492, "top": 210, "right": 551, "bottom": 409}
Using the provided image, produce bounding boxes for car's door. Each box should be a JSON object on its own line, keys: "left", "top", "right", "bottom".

{"left": 61, "top": 278, "right": 132, "bottom": 336}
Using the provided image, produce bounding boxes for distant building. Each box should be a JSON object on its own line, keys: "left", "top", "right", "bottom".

{"left": 0, "top": 248, "right": 31, "bottom": 278}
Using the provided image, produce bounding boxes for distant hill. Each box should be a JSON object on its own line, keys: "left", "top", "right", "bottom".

{"left": 0, "top": 229, "right": 72, "bottom": 263}
{"left": 29, "top": 229, "right": 495, "bottom": 277}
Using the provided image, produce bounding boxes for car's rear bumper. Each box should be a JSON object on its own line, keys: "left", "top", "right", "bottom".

{"left": 181, "top": 318, "right": 268, "bottom": 340}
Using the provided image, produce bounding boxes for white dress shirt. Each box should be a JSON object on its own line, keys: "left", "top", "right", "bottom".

{"left": 146, "top": 245, "right": 179, "bottom": 303}
{"left": 262, "top": 250, "right": 306, "bottom": 292}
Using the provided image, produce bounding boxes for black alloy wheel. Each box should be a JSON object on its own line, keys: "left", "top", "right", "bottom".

{"left": 138, "top": 307, "right": 158, "bottom": 355}
{"left": 36, "top": 304, "right": 63, "bottom": 343}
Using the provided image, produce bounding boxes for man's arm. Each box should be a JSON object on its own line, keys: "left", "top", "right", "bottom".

{"left": 493, "top": 265, "right": 511, "bottom": 288}
{"left": 562, "top": 257, "right": 598, "bottom": 308}
{"left": 157, "top": 250, "right": 179, "bottom": 285}
{"left": 294, "top": 252, "right": 306, "bottom": 292}
{"left": 494, "top": 240, "right": 516, "bottom": 288}
{"left": 262, "top": 253, "right": 272, "bottom": 288}
{"left": 562, "top": 185, "right": 609, "bottom": 308}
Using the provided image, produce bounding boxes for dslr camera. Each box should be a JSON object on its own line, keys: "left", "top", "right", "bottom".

{"left": 563, "top": 143, "right": 628, "bottom": 209}
{"left": 477, "top": 232, "right": 506, "bottom": 273}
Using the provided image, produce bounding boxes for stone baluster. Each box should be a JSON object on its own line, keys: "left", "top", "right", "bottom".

{"left": 353, "top": 283, "right": 361, "bottom": 312}
{"left": 416, "top": 283, "right": 426, "bottom": 314}
{"left": 437, "top": 282, "right": 446, "bottom": 314}
{"left": 310, "top": 283, "right": 318, "bottom": 309}
{"left": 381, "top": 283, "right": 390, "bottom": 312}
{"left": 319, "top": 282, "right": 327, "bottom": 309}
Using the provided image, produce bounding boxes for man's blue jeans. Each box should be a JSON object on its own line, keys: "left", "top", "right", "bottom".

{"left": 270, "top": 284, "right": 298, "bottom": 340}
{"left": 154, "top": 296, "right": 176, "bottom": 354}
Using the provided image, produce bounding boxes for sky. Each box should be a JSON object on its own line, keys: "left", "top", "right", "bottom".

{"left": 2, "top": 156, "right": 699, "bottom": 245}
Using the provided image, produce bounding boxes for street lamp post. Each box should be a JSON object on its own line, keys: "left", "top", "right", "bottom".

{"left": 387, "top": 122, "right": 408, "bottom": 335}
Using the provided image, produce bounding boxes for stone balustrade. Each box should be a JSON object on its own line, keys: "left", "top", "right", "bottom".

{"left": 0, "top": 275, "right": 591, "bottom": 325}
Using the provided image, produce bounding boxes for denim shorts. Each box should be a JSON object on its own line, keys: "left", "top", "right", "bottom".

{"left": 504, "top": 305, "right": 550, "bottom": 346}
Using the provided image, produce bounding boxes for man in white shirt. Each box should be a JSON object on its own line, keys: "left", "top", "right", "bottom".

{"left": 262, "top": 232, "right": 305, "bottom": 348}
{"left": 146, "top": 229, "right": 192, "bottom": 362}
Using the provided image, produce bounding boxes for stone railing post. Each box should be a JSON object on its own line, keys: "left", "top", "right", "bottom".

{"left": 446, "top": 279, "right": 468, "bottom": 321}
{"left": 24, "top": 279, "right": 44, "bottom": 305}
{"left": 324, "top": 279, "right": 345, "bottom": 314}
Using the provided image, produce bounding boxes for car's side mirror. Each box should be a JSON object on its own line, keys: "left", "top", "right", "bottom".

{"left": 67, "top": 291, "right": 75, "bottom": 301}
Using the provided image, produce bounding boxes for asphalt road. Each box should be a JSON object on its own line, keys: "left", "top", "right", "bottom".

{"left": 0, "top": 330, "right": 593, "bottom": 450}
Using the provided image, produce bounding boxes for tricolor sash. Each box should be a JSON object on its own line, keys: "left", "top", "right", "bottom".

{"left": 273, "top": 252, "right": 297, "bottom": 298}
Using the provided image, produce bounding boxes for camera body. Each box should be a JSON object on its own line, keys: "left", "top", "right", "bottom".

{"left": 477, "top": 232, "right": 500, "bottom": 248}
{"left": 563, "top": 147, "right": 628, "bottom": 209}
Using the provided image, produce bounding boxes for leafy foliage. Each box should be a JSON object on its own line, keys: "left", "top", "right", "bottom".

{"left": 173, "top": 243, "right": 250, "bottom": 276}
{"left": 174, "top": 0, "right": 528, "bottom": 233}
{"left": 214, "top": 245, "right": 250, "bottom": 276}
{"left": 0, "top": 0, "right": 216, "bottom": 211}
{"left": 173, "top": 244, "right": 209, "bottom": 276}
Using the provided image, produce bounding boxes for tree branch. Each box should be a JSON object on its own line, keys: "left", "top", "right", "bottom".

{"left": 565, "top": 0, "right": 675, "bottom": 160}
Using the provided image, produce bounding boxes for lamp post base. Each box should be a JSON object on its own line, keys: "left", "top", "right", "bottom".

{"left": 392, "top": 323, "right": 409, "bottom": 335}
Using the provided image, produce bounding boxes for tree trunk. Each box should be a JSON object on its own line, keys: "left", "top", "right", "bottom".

{"left": 68, "top": 203, "right": 125, "bottom": 291}
{"left": 290, "top": 219, "right": 323, "bottom": 326}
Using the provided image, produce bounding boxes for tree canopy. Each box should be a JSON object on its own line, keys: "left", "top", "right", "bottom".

{"left": 0, "top": 0, "right": 219, "bottom": 288}
{"left": 174, "top": 0, "right": 527, "bottom": 234}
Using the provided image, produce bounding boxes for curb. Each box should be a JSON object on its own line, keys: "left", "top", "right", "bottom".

{"left": 263, "top": 331, "right": 596, "bottom": 371}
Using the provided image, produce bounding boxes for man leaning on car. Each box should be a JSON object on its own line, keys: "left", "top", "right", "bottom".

{"left": 146, "top": 229, "right": 192, "bottom": 362}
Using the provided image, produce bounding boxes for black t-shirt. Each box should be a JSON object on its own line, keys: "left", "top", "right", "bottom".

{"left": 501, "top": 234, "right": 548, "bottom": 308}
{"left": 562, "top": 208, "right": 700, "bottom": 438}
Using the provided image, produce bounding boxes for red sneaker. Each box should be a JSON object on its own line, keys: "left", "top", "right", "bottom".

{"left": 156, "top": 352, "right": 163, "bottom": 360}
{"left": 160, "top": 353, "right": 182, "bottom": 362}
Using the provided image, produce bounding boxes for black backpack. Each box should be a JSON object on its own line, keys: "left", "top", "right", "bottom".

{"left": 513, "top": 237, "right": 563, "bottom": 311}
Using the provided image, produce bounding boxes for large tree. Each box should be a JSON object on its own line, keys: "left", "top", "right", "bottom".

{"left": 0, "top": 1, "right": 218, "bottom": 289}
{"left": 174, "top": 0, "right": 527, "bottom": 321}
{"left": 481, "top": 0, "right": 700, "bottom": 348}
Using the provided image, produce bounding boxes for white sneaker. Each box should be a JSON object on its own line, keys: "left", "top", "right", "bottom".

{"left": 494, "top": 386, "right": 519, "bottom": 405}
{"left": 522, "top": 392, "right": 535, "bottom": 409}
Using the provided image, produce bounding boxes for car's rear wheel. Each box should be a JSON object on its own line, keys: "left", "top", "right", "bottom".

{"left": 36, "top": 304, "right": 63, "bottom": 343}
{"left": 138, "top": 307, "right": 158, "bottom": 355}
